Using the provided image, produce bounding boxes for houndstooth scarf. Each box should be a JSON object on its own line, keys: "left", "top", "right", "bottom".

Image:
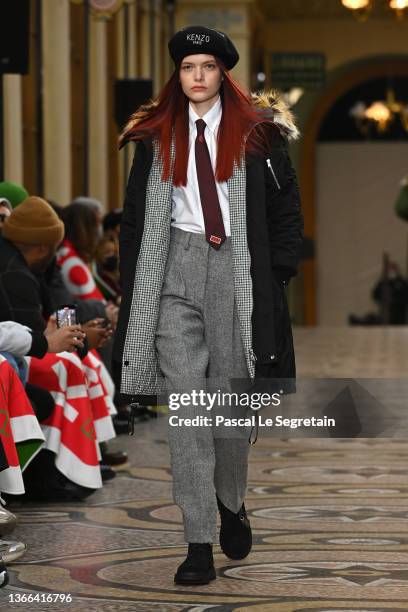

{"left": 120, "top": 135, "right": 256, "bottom": 396}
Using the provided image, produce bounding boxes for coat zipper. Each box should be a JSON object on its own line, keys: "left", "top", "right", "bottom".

{"left": 266, "top": 158, "right": 281, "bottom": 190}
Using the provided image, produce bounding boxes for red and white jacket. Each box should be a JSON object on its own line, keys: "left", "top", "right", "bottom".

{"left": 57, "top": 239, "right": 105, "bottom": 302}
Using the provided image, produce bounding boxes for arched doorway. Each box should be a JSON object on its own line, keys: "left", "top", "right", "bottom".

{"left": 300, "top": 57, "right": 408, "bottom": 325}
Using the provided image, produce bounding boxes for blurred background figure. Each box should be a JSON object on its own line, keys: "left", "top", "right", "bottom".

{"left": 0, "top": 182, "right": 29, "bottom": 210}
{"left": 0, "top": 198, "right": 11, "bottom": 231}
{"left": 71, "top": 196, "right": 104, "bottom": 237}
{"left": 57, "top": 201, "right": 105, "bottom": 302}
{"left": 103, "top": 209, "right": 122, "bottom": 244}
{"left": 93, "top": 236, "right": 121, "bottom": 304}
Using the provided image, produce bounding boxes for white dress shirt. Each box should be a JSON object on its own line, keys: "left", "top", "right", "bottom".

{"left": 171, "top": 94, "right": 231, "bottom": 236}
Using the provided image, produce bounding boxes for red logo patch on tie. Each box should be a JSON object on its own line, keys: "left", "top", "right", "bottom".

{"left": 210, "top": 235, "right": 221, "bottom": 244}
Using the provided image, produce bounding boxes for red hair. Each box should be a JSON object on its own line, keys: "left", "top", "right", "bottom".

{"left": 119, "top": 59, "right": 276, "bottom": 186}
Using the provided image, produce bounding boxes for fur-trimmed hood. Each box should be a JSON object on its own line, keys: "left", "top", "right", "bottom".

{"left": 250, "top": 88, "right": 300, "bottom": 141}
{"left": 120, "top": 87, "right": 300, "bottom": 145}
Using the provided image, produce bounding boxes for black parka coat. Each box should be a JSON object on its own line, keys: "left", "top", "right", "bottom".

{"left": 112, "top": 89, "right": 304, "bottom": 405}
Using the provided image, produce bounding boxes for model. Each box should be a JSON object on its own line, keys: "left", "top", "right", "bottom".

{"left": 112, "top": 25, "right": 304, "bottom": 585}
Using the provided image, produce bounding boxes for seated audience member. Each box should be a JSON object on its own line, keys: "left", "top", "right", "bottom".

{"left": 0, "top": 196, "right": 86, "bottom": 419}
{"left": 57, "top": 202, "right": 106, "bottom": 302}
{"left": 0, "top": 195, "right": 65, "bottom": 325}
{"left": 42, "top": 206, "right": 127, "bottom": 454}
{"left": 4, "top": 198, "right": 127, "bottom": 442}
{"left": 0, "top": 196, "right": 86, "bottom": 351}
{"left": 0, "top": 197, "right": 115, "bottom": 498}
{"left": 43, "top": 202, "right": 108, "bottom": 323}
{"left": 57, "top": 200, "right": 119, "bottom": 381}
{"left": 40, "top": 250, "right": 119, "bottom": 374}
{"left": 71, "top": 196, "right": 104, "bottom": 235}
{"left": 21, "top": 199, "right": 113, "bottom": 353}
{"left": 93, "top": 236, "right": 122, "bottom": 304}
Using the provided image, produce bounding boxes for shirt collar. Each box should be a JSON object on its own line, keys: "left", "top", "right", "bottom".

{"left": 189, "top": 95, "right": 222, "bottom": 135}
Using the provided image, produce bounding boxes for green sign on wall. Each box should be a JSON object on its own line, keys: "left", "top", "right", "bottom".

{"left": 271, "top": 53, "right": 326, "bottom": 90}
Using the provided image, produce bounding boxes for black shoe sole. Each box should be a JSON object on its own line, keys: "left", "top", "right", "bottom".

{"left": 220, "top": 545, "right": 252, "bottom": 560}
{"left": 174, "top": 567, "right": 216, "bottom": 585}
{"left": 220, "top": 527, "right": 252, "bottom": 559}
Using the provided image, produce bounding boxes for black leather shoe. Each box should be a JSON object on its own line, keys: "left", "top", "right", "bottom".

{"left": 22, "top": 475, "right": 95, "bottom": 502}
{"left": 217, "top": 495, "right": 252, "bottom": 560}
{"left": 100, "top": 464, "right": 117, "bottom": 482}
{"left": 174, "top": 543, "right": 216, "bottom": 585}
{"left": 101, "top": 450, "right": 128, "bottom": 466}
{"left": 112, "top": 415, "right": 134, "bottom": 435}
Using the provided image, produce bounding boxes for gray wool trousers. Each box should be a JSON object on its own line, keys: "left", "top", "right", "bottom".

{"left": 155, "top": 225, "right": 253, "bottom": 543}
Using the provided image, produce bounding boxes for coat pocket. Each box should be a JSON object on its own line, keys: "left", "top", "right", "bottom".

{"left": 161, "top": 243, "right": 187, "bottom": 299}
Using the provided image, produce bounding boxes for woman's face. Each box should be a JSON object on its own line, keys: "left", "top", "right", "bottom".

{"left": 179, "top": 54, "right": 223, "bottom": 103}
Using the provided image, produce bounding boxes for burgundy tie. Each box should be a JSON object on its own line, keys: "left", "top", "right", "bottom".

{"left": 195, "top": 118, "right": 226, "bottom": 250}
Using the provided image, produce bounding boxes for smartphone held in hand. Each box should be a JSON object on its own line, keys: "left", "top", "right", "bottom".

{"left": 56, "top": 304, "right": 77, "bottom": 328}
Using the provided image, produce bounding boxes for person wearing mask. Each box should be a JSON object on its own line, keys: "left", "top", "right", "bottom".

{"left": 113, "top": 26, "right": 303, "bottom": 585}
{"left": 53, "top": 202, "right": 126, "bottom": 451}
{"left": 93, "top": 237, "right": 121, "bottom": 304}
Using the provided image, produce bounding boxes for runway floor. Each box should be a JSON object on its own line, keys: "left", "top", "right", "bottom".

{"left": 3, "top": 326, "right": 408, "bottom": 611}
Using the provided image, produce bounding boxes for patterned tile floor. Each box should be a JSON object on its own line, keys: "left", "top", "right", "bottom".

{"left": 2, "top": 326, "right": 408, "bottom": 611}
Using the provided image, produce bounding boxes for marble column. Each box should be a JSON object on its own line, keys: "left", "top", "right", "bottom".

{"left": 89, "top": 16, "right": 108, "bottom": 209}
{"left": 3, "top": 75, "right": 24, "bottom": 185}
{"left": 42, "top": 0, "right": 71, "bottom": 204}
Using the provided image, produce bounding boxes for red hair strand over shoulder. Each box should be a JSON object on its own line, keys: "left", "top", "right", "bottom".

{"left": 119, "top": 60, "right": 276, "bottom": 186}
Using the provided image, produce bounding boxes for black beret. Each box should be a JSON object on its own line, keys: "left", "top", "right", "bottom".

{"left": 168, "top": 25, "right": 239, "bottom": 71}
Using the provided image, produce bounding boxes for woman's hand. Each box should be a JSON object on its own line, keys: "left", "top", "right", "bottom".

{"left": 45, "top": 313, "right": 58, "bottom": 334}
{"left": 82, "top": 318, "right": 113, "bottom": 349}
{"left": 105, "top": 302, "right": 119, "bottom": 330}
{"left": 45, "top": 325, "right": 86, "bottom": 353}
